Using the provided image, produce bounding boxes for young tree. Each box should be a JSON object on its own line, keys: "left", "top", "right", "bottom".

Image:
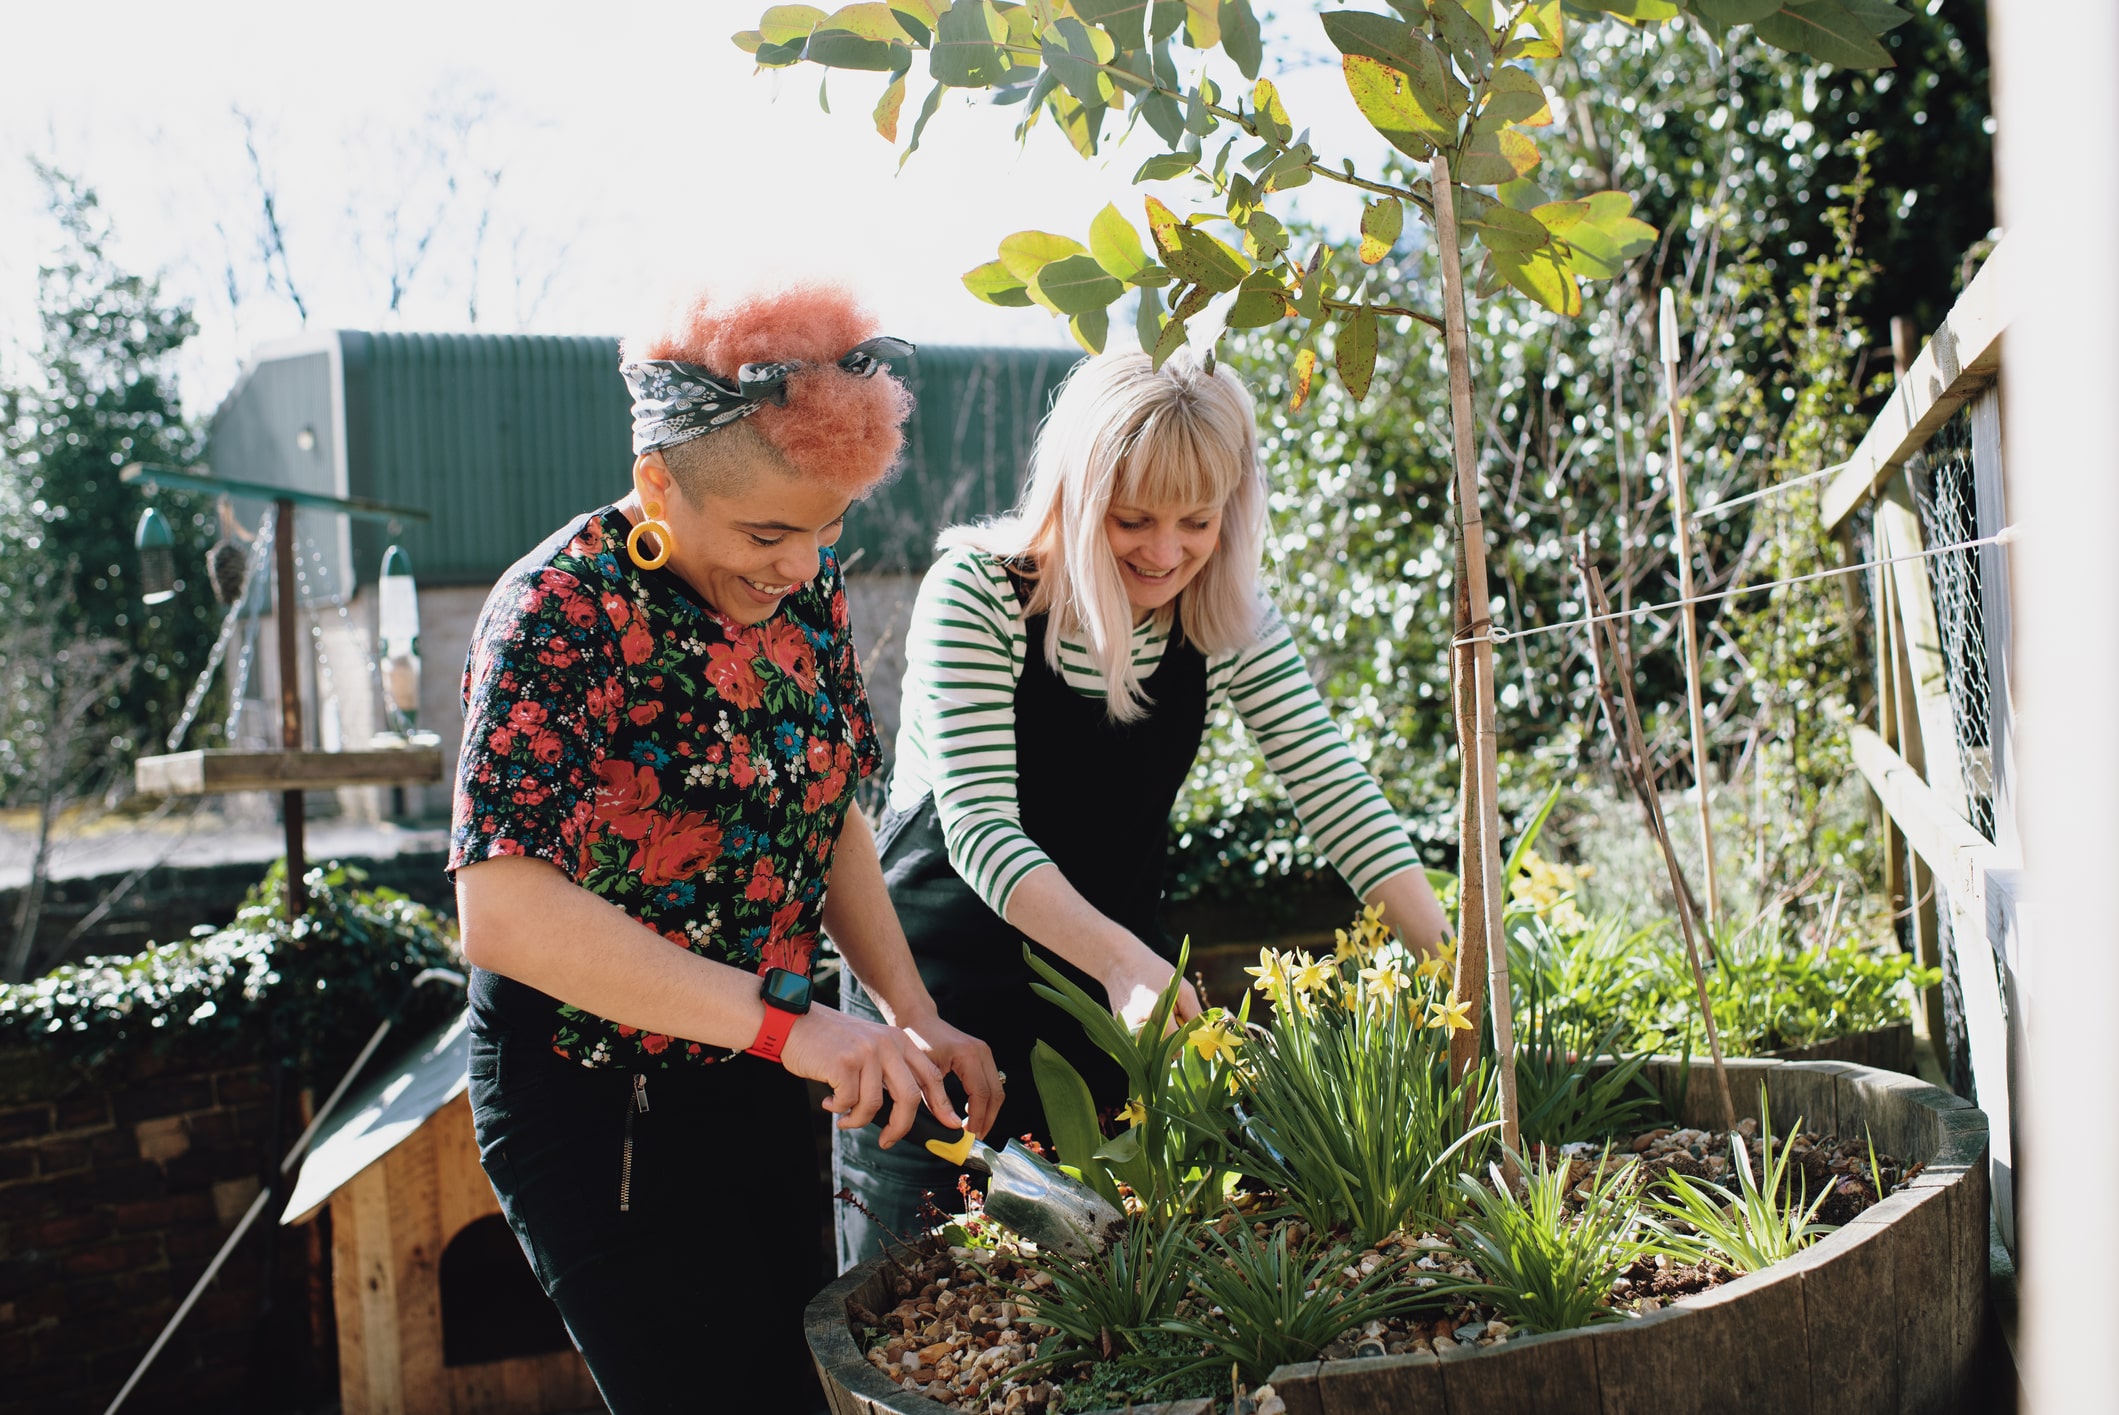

{"left": 738, "top": 0, "right": 1907, "bottom": 1146}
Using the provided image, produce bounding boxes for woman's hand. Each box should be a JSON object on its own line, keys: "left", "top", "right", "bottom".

{"left": 778, "top": 1005, "right": 964, "bottom": 1148}
{"left": 1101, "top": 935, "right": 1203, "bottom": 1033}
{"left": 895, "top": 1011, "right": 1005, "bottom": 1139}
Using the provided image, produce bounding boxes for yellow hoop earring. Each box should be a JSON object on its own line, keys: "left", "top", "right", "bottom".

{"left": 627, "top": 507, "right": 675, "bottom": 571}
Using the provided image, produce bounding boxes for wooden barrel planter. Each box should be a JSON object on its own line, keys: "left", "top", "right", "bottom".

{"left": 806, "top": 1058, "right": 1989, "bottom": 1415}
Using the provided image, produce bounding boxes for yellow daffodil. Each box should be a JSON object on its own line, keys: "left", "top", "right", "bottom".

{"left": 1243, "top": 948, "right": 1291, "bottom": 1005}
{"left": 1118, "top": 1097, "right": 1147, "bottom": 1128}
{"left": 1289, "top": 951, "right": 1337, "bottom": 994}
{"left": 1360, "top": 958, "right": 1410, "bottom": 1004}
{"left": 1415, "top": 952, "right": 1449, "bottom": 985}
{"left": 1426, "top": 993, "right": 1475, "bottom": 1033}
{"left": 1188, "top": 1014, "right": 1242, "bottom": 1064}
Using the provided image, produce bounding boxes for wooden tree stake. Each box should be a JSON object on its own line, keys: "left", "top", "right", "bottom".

{"left": 1659, "top": 289, "right": 1720, "bottom": 933}
{"left": 1432, "top": 155, "right": 1519, "bottom": 1163}
{"left": 1576, "top": 539, "right": 1737, "bottom": 1132}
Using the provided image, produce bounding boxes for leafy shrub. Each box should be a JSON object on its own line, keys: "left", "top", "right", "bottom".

{"left": 1451, "top": 1150, "right": 1648, "bottom": 1333}
{"left": 0, "top": 860, "right": 461, "bottom": 1080}
{"left": 1644, "top": 1094, "right": 1838, "bottom": 1273}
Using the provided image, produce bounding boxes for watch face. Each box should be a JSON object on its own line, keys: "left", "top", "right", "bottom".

{"left": 761, "top": 967, "right": 813, "bottom": 1014}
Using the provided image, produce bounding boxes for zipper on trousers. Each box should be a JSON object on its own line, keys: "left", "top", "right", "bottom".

{"left": 619, "top": 1073, "right": 649, "bottom": 1212}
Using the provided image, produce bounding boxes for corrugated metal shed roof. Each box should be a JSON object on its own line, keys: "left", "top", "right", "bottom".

{"left": 205, "top": 332, "right": 1078, "bottom": 588}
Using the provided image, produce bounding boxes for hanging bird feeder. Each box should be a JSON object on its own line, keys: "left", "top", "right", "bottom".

{"left": 134, "top": 506, "right": 177, "bottom": 605}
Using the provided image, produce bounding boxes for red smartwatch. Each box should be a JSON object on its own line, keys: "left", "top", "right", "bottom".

{"left": 746, "top": 967, "right": 813, "bottom": 1063}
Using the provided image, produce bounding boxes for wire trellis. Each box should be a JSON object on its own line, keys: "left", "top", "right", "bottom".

{"left": 1914, "top": 411, "right": 1996, "bottom": 843}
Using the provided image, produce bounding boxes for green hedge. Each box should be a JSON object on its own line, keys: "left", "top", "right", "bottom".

{"left": 0, "top": 861, "right": 462, "bottom": 1081}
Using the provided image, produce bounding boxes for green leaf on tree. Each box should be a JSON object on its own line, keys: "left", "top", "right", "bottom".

{"left": 1455, "top": 127, "right": 1542, "bottom": 185}
{"left": 1184, "top": 0, "right": 1220, "bottom": 48}
{"left": 962, "top": 259, "right": 1035, "bottom": 307}
{"left": 1069, "top": 304, "right": 1111, "bottom": 354}
{"left": 1227, "top": 269, "right": 1291, "bottom": 327}
{"left": 1322, "top": 9, "right": 1454, "bottom": 107}
{"left": 757, "top": 4, "right": 829, "bottom": 44}
{"left": 1143, "top": 196, "right": 1249, "bottom": 292}
{"left": 1433, "top": 0, "right": 1496, "bottom": 67}
{"left": 1050, "top": 88, "right": 1109, "bottom": 156}
{"left": 1135, "top": 150, "right": 1198, "bottom": 181}
{"left": 1491, "top": 243, "right": 1580, "bottom": 315}
{"left": 1557, "top": 191, "right": 1658, "bottom": 279}
{"left": 1073, "top": 0, "right": 1151, "bottom": 49}
{"left": 1505, "top": 0, "right": 1564, "bottom": 59}
{"left": 1138, "top": 90, "right": 1187, "bottom": 145}
{"left": 998, "top": 230, "right": 1088, "bottom": 287}
{"left": 1359, "top": 197, "right": 1403, "bottom": 265}
{"left": 1335, "top": 303, "right": 1379, "bottom": 402}
{"left": 806, "top": 26, "right": 912, "bottom": 72}
{"left": 1754, "top": 0, "right": 1900, "bottom": 68}
{"left": 1090, "top": 203, "right": 1154, "bottom": 281}
{"left": 897, "top": 78, "right": 946, "bottom": 167}
{"left": 873, "top": 74, "right": 908, "bottom": 139}
{"left": 930, "top": 0, "right": 1011, "bottom": 86}
{"left": 1694, "top": 0, "right": 1784, "bottom": 22}
{"left": 1476, "top": 65, "right": 1553, "bottom": 131}
{"left": 1042, "top": 16, "right": 1118, "bottom": 108}
{"left": 1136, "top": 283, "right": 1166, "bottom": 352}
{"left": 1341, "top": 54, "right": 1453, "bottom": 159}
{"left": 1289, "top": 346, "right": 1319, "bottom": 413}
{"left": 1220, "top": 0, "right": 1262, "bottom": 78}
{"left": 1251, "top": 77, "right": 1294, "bottom": 145}
{"left": 1151, "top": 308, "right": 1190, "bottom": 369}
{"left": 888, "top": 0, "right": 938, "bottom": 44}
{"left": 1462, "top": 197, "right": 1549, "bottom": 253}
{"left": 1032, "top": 253, "right": 1128, "bottom": 315}
{"left": 1571, "top": 0, "right": 1682, "bottom": 21}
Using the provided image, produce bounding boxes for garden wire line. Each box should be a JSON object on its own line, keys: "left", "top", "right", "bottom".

{"left": 1689, "top": 459, "right": 1853, "bottom": 520}
{"left": 1459, "top": 526, "right": 2018, "bottom": 650}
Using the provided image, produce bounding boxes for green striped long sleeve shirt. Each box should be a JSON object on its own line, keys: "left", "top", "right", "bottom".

{"left": 887, "top": 547, "right": 1424, "bottom": 920}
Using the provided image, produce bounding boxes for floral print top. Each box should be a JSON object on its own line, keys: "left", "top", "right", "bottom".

{"left": 448, "top": 507, "right": 879, "bottom": 1068}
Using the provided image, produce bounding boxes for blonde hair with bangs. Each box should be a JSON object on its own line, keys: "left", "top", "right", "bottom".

{"left": 941, "top": 348, "right": 1268, "bottom": 721}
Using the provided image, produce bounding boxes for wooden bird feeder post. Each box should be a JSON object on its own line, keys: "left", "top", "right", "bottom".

{"left": 123, "top": 464, "right": 444, "bottom": 917}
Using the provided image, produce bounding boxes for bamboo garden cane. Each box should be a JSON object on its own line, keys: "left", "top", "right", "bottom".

{"left": 1432, "top": 154, "right": 1520, "bottom": 1166}
{"left": 1660, "top": 288, "right": 1721, "bottom": 938}
{"left": 1574, "top": 538, "right": 1738, "bottom": 1132}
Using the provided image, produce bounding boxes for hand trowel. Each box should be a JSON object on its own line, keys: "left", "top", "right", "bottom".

{"left": 878, "top": 1107, "right": 1124, "bottom": 1259}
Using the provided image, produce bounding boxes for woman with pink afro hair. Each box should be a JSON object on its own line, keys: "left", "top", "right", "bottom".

{"left": 449, "top": 280, "right": 1000, "bottom": 1411}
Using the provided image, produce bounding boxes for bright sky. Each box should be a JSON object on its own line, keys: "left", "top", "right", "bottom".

{"left": 0, "top": 0, "right": 1391, "bottom": 419}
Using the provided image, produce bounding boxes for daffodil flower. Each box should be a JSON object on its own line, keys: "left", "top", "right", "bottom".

{"left": 1243, "top": 948, "right": 1290, "bottom": 1005}
{"left": 1289, "top": 951, "right": 1337, "bottom": 994}
{"left": 1188, "top": 1014, "right": 1242, "bottom": 1064}
{"left": 1426, "top": 993, "right": 1475, "bottom": 1033}
{"left": 1360, "top": 958, "right": 1410, "bottom": 1004}
{"left": 1118, "top": 1097, "right": 1147, "bottom": 1128}
{"left": 1415, "top": 953, "right": 1449, "bottom": 985}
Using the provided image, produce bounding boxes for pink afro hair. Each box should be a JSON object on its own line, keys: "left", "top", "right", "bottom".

{"left": 622, "top": 282, "right": 913, "bottom": 497}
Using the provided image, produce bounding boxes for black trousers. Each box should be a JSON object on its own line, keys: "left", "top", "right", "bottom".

{"left": 468, "top": 1030, "right": 828, "bottom": 1413}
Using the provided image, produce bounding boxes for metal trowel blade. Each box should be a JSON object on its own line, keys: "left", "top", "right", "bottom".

{"left": 979, "top": 1139, "right": 1125, "bottom": 1260}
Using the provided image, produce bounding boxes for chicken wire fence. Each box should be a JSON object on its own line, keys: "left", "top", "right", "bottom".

{"left": 1914, "top": 409, "right": 1997, "bottom": 844}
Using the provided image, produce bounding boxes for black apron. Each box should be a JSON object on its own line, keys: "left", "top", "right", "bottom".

{"left": 851, "top": 570, "right": 1209, "bottom": 1147}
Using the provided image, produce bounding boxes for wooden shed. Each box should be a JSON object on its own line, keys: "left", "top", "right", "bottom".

{"left": 283, "top": 1013, "right": 600, "bottom": 1415}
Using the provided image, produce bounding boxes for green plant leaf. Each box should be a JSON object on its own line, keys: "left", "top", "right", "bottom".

{"left": 1184, "top": 0, "right": 1220, "bottom": 47}
{"left": 1250, "top": 77, "right": 1294, "bottom": 145}
{"left": 1433, "top": 0, "right": 1495, "bottom": 66}
{"left": 888, "top": 0, "right": 938, "bottom": 43}
{"left": 1074, "top": 0, "right": 1151, "bottom": 48}
{"left": 1034, "top": 253, "right": 1127, "bottom": 315}
{"left": 1143, "top": 196, "right": 1249, "bottom": 292}
{"left": 1049, "top": 87, "right": 1109, "bottom": 156}
{"left": 1358, "top": 198, "right": 1403, "bottom": 265}
{"left": 1135, "top": 150, "right": 1197, "bottom": 181}
{"left": 1341, "top": 54, "right": 1452, "bottom": 160}
{"left": 963, "top": 258, "right": 1035, "bottom": 306}
{"left": 897, "top": 77, "right": 946, "bottom": 167}
{"left": 1288, "top": 346, "right": 1319, "bottom": 412}
{"left": 1042, "top": 16, "right": 1119, "bottom": 108}
{"left": 1227, "top": 270, "right": 1290, "bottom": 327}
{"left": 1335, "top": 304, "right": 1378, "bottom": 401}
{"left": 873, "top": 74, "right": 908, "bottom": 139}
{"left": 998, "top": 229, "right": 1088, "bottom": 285}
{"left": 1030, "top": 1040, "right": 1126, "bottom": 1210}
{"left": 1322, "top": 11, "right": 1455, "bottom": 115}
{"left": 757, "top": 3, "right": 829, "bottom": 44}
{"left": 1220, "top": 0, "right": 1262, "bottom": 77}
{"left": 1559, "top": 191, "right": 1658, "bottom": 278}
{"left": 1093, "top": 1126, "right": 1145, "bottom": 1163}
{"left": 1491, "top": 244, "right": 1580, "bottom": 314}
{"left": 1571, "top": 0, "right": 1682, "bottom": 20}
{"left": 1136, "top": 284, "right": 1165, "bottom": 353}
{"left": 1477, "top": 64, "right": 1552, "bottom": 130}
{"left": 1455, "top": 128, "right": 1542, "bottom": 185}
{"left": 1462, "top": 197, "right": 1550, "bottom": 253}
{"left": 1694, "top": 0, "right": 1783, "bottom": 21}
{"left": 1089, "top": 202, "right": 1154, "bottom": 281}
{"left": 1506, "top": 0, "right": 1564, "bottom": 58}
{"left": 1150, "top": 308, "right": 1190, "bottom": 368}
{"left": 1138, "top": 90, "right": 1187, "bottom": 146}
{"left": 1753, "top": 0, "right": 1897, "bottom": 67}
{"left": 930, "top": 0, "right": 1011, "bottom": 86}
{"left": 1070, "top": 305, "right": 1111, "bottom": 354}
{"left": 807, "top": 26, "right": 912, "bottom": 71}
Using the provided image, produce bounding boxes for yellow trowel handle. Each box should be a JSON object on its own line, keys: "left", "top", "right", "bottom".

{"left": 880, "top": 1105, "right": 979, "bottom": 1167}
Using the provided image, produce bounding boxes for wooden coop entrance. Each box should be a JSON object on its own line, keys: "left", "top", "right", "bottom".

{"left": 283, "top": 1015, "right": 599, "bottom": 1415}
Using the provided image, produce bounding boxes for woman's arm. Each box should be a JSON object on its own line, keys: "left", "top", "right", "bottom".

{"left": 1221, "top": 617, "right": 1449, "bottom": 953}
{"left": 456, "top": 856, "right": 965, "bottom": 1143}
{"left": 822, "top": 807, "right": 1005, "bottom": 1137}
{"left": 1001, "top": 864, "right": 1203, "bottom": 1028}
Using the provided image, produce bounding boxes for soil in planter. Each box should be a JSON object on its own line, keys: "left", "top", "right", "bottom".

{"left": 847, "top": 1120, "right": 1919, "bottom": 1415}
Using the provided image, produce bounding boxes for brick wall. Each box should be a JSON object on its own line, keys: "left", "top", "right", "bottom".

{"left": 0, "top": 1053, "right": 328, "bottom": 1414}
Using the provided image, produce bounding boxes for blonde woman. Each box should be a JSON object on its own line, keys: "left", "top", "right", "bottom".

{"left": 833, "top": 348, "right": 1448, "bottom": 1267}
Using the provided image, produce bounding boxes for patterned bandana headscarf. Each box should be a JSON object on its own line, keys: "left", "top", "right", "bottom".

{"left": 619, "top": 336, "right": 915, "bottom": 455}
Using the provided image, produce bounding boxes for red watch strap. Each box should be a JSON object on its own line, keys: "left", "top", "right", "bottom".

{"left": 746, "top": 1004, "right": 799, "bottom": 1063}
